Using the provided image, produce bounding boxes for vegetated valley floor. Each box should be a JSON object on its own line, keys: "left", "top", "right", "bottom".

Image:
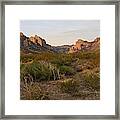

{"left": 20, "top": 49, "right": 100, "bottom": 100}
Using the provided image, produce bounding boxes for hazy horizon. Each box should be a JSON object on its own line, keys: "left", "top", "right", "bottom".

{"left": 20, "top": 20, "right": 100, "bottom": 46}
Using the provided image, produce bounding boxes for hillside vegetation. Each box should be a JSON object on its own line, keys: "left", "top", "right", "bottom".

{"left": 20, "top": 49, "right": 100, "bottom": 100}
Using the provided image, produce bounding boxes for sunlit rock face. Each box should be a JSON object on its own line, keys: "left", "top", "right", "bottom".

{"left": 69, "top": 37, "right": 100, "bottom": 53}
{"left": 29, "top": 35, "right": 46, "bottom": 46}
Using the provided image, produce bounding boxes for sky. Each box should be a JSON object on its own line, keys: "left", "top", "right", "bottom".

{"left": 20, "top": 20, "right": 100, "bottom": 46}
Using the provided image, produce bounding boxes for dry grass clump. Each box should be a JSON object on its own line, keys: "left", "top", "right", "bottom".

{"left": 59, "top": 78, "right": 79, "bottom": 94}
{"left": 20, "top": 82, "right": 49, "bottom": 100}
{"left": 81, "top": 70, "right": 100, "bottom": 91}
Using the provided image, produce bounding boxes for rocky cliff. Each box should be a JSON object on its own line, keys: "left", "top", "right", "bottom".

{"left": 69, "top": 37, "right": 100, "bottom": 53}
{"left": 20, "top": 32, "right": 54, "bottom": 53}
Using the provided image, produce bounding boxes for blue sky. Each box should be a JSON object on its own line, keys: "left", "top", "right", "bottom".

{"left": 20, "top": 20, "right": 100, "bottom": 46}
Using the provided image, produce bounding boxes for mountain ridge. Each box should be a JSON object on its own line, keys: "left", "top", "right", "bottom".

{"left": 20, "top": 32, "right": 100, "bottom": 54}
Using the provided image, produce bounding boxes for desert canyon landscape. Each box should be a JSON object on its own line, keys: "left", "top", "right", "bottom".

{"left": 20, "top": 32, "right": 100, "bottom": 100}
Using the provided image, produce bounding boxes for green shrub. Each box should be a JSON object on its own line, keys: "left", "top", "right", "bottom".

{"left": 59, "top": 78, "right": 79, "bottom": 94}
{"left": 59, "top": 65, "right": 75, "bottom": 76}
{"left": 20, "top": 61, "right": 59, "bottom": 81}
{"left": 73, "top": 51, "right": 98, "bottom": 60}
{"left": 82, "top": 71, "right": 100, "bottom": 91}
{"left": 20, "top": 54, "right": 35, "bottom": 63}
{"left": 51, "top": 53, "right": 73, "bottom": 66}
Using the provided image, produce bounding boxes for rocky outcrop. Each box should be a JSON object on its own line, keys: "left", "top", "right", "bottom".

{"left": 20, "top": 32, "right": 46, "bottom": 46}
{"left": 29, "top": 35, "right": 46, "bottom": 46}
{"left": 20, "top": 32, "right": 29, "bottom": 48}
{"left": 69, "top": 37, "right": 100, "bottom": 53}
{"left": 20, "top": 32, "right": 50, "bottom": 53}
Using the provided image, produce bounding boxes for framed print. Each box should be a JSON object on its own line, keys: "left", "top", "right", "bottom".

{"left": 0, "top": 0, "right": 119, "bottom": 119}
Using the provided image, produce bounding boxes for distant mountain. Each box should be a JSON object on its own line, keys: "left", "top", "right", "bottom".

{"left": 20, "top": 32, "right": 54, "bottom": 53}
{"left": 52, "top": 45, "right": 72, "bottom": 53}
{"left": 20, "top": 32, "right": 100, "bottom": 54}
{"left": 69, "top": 37, "right": 100, "bottom": 53}
{"left": 20, "top": 32, "right": 71, "bottom": 53}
